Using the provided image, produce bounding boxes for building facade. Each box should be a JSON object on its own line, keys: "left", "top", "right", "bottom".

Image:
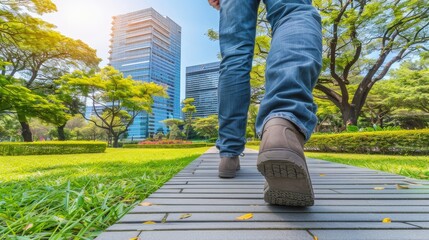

{"left": 108, "top": 8, "right": 181, "bottom": 140}
{"left": 186, "top": 62, "right": 220, "bottom": 118}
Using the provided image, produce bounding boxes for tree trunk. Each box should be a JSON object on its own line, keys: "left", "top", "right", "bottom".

{"left": 17, "top": 112, "right": 32, "bottom": 142}
{"left": 342, "top": 106, "right": 358, "bottom": 126}
{"left": 185, "top": 124, "right": 190, "bottom": 140}
{"left": 20, "top": 121, "right": 32, "bottom": 142}
{"left": 113, "top": 135, "right": 120, "bottom": 148}
{"left": 57, "top": 124, "right": 67, "bottom": 141}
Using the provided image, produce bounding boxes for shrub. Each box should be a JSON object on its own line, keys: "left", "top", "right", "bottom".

{"left": 0, "top": 141, "right": 107, "bottom": 156}
{"left": 123, "top": 143, "right": 214, "bottom": 148}
{"left": 246, "top": 141, "right": 261, "bottom": 146}
{"left": 207, "top": 138, "right": 217, "bottom": 143}
{"left": 305, "top": 129, "right": 429, "bottom": 155}
{"left": 138, "top": 139, "right": 192, "bottom": 145}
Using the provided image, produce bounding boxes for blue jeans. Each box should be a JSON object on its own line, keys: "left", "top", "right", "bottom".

{"left": 215, "top": 0, "right": 322, "bottom": 157}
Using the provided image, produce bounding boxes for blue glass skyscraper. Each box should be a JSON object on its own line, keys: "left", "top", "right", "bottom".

{"left": 109, "top": 8, "right": 181, "bottom": 140}
{"left": 186, "top": 62, "right": 220, "bottom": 118}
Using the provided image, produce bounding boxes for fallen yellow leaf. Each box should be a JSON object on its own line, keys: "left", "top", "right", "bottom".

{"left": 382, "top": 217, "right": 391, "bottom": 223}
{"left": 319, "top": 174, "right": 326, "bottom": 177}
{"left": 129, "top": 238, "right": 140, "bottom": 240}
{"left": 236, "top": 213, "right": 253, "bottom": 220}
{"left": 143, "top": 221, "right": 156, "bottom": 224}
{"left": 374, "top": 187, "right": 385, "bottom": 190}
{"left": 23, "top": 223, "right": 33, "bottom": 231}
{"left": 180, "top": 213, "right": 192, "bottom": 219}
{"left": 313, "top": 236, "right": 319, "bottom": 240}
{"left": 139, "top": 202, "right": 152, "bottom": 206}
{"left": 396, "top": 184, "right": 409, "bottom": 189}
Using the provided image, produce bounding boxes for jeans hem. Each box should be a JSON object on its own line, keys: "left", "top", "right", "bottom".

{"left": 219, "top": 152, "right": 241, "bottom": 158}
{"left": 257, "top": 113, "right": 310, "bottom": 142}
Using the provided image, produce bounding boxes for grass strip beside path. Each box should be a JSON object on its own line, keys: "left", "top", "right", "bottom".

{"left": 246, "top": 145, "right": 429, "bottom": 180}
{"left": 0, "top": 147, "right": 209, "bottom": 239}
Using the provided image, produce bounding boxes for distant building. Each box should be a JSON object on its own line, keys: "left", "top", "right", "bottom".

{"left": 185, "top": 62, "right": 220, "bottom": 118}
{"left": 107, "top": 8, "right": 181, "bottom": 140}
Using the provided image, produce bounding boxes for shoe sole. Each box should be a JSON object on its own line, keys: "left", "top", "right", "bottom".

{"left": 218, "top": 172, "right": 236, "bottom": 178}
{"left": 257, "top": 150, "right": 314, "bottom": 207}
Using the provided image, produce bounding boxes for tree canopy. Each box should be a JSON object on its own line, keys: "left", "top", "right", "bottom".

{"left": 58, "top": 66, "right": 167, "bottom": 147}
{"left": 314, "top": 0, "right": 429, "bottom": 125}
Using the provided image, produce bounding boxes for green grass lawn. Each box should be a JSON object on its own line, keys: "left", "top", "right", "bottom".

{"left": 0, "top": 147, "right": 209, "bottom": 239}
{"left": 246, "top": 145, "right": 429, "bottom": 180}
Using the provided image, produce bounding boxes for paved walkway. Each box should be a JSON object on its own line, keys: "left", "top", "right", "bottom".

{"left": 96, "top": 147, "right": 429, "bottom": 240}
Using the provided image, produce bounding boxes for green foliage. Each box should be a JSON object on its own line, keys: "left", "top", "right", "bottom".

{"left": 123, "top": 143, "right": 213, "bottom": 148}
{"left": 305, "top": 152, "right": 429, "bottom": 180}
{"left": 388, "top": 59, "right": 429, "bottom": 113}
{"left": 0, "top": 141, "right": 107, "bottom": 156}
{"left": 1, "top": 1, "right": 100, "bottom": 141}
{"left": 305, "top": 129, "right": 429, "bottom": 155}
{"left": 346, "top": 124, "right": 359, "bottom": 132}
{"left": 168, "top": 124, "right": 184, "bottom": 140}
{"left": 58, "top": 66, "right": 167, "bottom": 147}
{"left": 313, "top": 88, "right": 343, "bottom": 132}
{"left": 181, "top": 98, "right": 196, "bottom": 140}
{"left": 192, "top": 115, "right": 219, "bottom": 139}
{"left": 0, "top": 148, "right": 208, "bottom": 238}
{"left": 314, "top": 0, "right": 429, "bottom": 125}
{"left": 0, "top": 67, "right": 68, "bottom": 124}
{"left": 0, "top": 114, "right": 20, "bottom": 141}
{"left": 0, "top": 0, "right": 57, "bottom": 15}
{"left": 162, "top": 118, "right": 185, "bottom": 127}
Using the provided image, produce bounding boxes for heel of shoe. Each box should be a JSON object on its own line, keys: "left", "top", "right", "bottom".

{"left": 257, "top": 150, "right": 314, "bottom": 206}
{"left": 218, "top": 171, "right": 236, "bottom": 178}
{"left": 264, "top": 188, "right": 314, "bottom": 206}
{"left": 257, "top": 150, "right": 306, "bottom": 177}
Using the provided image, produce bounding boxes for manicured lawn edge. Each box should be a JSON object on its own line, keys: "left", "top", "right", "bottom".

{"left": 0, "top": 141, "right": 107, "bottom": 156}
{"left": 123, "top": 143, "right": 215, "bottom": 148}
{"left": 246, "top": 145, "right": 429, "bottom": 180}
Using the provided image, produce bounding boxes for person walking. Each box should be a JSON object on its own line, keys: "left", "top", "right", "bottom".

{"left": 208, "top": 0, "right": 322, "bottom": 206}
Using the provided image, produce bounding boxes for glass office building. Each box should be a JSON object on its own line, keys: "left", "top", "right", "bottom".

{"left": 186, "top": 62, "right": 220, "bottom": 118}
{"left": 108, "top": 8, "right": 181, "bottom": 140}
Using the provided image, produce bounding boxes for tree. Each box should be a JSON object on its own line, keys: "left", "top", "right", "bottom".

{"left": 1, "top": 0, "right": 57, "bottom": 45}
{"left": 0, "top": 63, "right": 69, "bottom": 141}
{"left": 314, "top": 0, "right": 429, "bottom": 126}
{"left": 208, "top": 1, "right": 429, "bottom": 128}
{"left": 181, "top": 98, "right": 196, "bottom": 140}
{"left": 192, "top": 115, "right": 219, "bottom": 139}
{"left": 0, "top": 114, "right": 20, "bottom": 141}
{"left": 58, "top": 66, "right": 167, "bottom": 147}
{"left": 78, "top": 117, "right": 108, "bottom": 141}
{"left": 161, "top": 118, "right": 185, "bottom": 128}
{"left": 161, "top": 118, "right": 185, "bottom": 140}
{"left": 168, "top": 124, "right": 184, "bottom": 140}
{"left": 388, "top": 58, "right": 429, "bottom": 113}
{"left": 1, "top": 0, "right": 100, "bottom": 141}
{"left": 313, "top": 89, "right": 342, "bottom": 132}
{"left": 247, "top": 104, "right": 259, "bottom": 139}
{"left": 30, "top": 118, "right": 53, "bottom": 141}
{"left": 363, "top": 80, "right": 401, "bottom": 127}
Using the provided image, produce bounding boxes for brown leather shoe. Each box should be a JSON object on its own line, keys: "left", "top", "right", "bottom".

{"left": 257, "top": 117, "right": 314, "bottom": 206}
{"left": 219, "top": 156, "right": 240, "bottom": 178}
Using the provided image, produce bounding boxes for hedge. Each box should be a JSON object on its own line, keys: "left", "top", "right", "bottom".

{"left": 123, "top": 143, "right": 215, "bottom": 149}
{"left": 0, "top": 141, "right": 107, "bottom": 156}
{"left": 246, "top": 129, "right": 429, "bottom": 155}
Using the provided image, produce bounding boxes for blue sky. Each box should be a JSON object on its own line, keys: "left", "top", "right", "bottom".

{"left": 42, "top": 0, "right": 221, "bottom": 100}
